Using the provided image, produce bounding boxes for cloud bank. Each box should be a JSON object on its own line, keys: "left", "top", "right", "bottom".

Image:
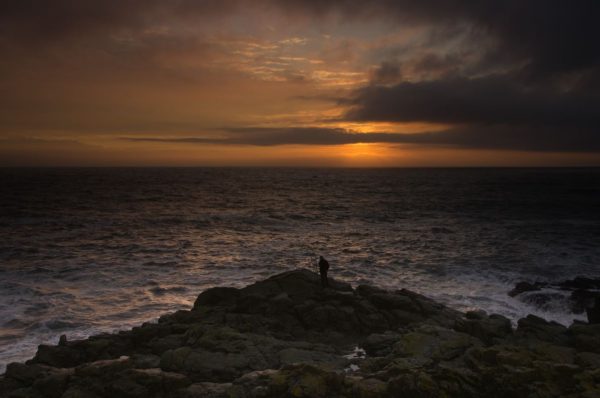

{"left": 1, "top": 0, "right": 599, "bottom": 162}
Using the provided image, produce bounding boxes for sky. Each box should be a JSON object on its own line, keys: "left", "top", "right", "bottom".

{"left": 1, "top": 1, "right": 599, "bottom": 167}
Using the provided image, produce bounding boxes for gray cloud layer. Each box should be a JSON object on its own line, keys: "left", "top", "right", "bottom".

{"left": 345, "top": 75, "right": 600, "bottom": 127}
{"left": 123, "top": 125, "right": 600, "bottom": 152}
{"left": 3, "top": 1, "right": 597, "bottom": 75}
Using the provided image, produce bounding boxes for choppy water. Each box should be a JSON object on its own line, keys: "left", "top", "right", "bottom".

{"left": 1, "top": 167, "right": 599, "bottom": 372}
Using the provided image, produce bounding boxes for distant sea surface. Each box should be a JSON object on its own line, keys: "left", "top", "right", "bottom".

{"left": 1, "top": 168, "right": 600, "bottom": 371}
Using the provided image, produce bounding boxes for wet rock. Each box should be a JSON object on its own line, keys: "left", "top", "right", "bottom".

{"left": 516, "top": 314, "right": 570, "bottom": 345}
{"left": 509, "top": 277, "right": 600, "bottom": 316}
{"left": 465, "top": 310, "right": 487, "bottom": 320}
{"left": 586, "top": 297, "right": 600, "bottom": 323}
{"left": 571, "top": 289, "right": 599, "bottom": 314}
{"left": 561, "top": 277, "right": 600, "bottom": 290}
{"left": 570, "top": 323, "right": 600, "bottom": 353}
{"left": 508, "top": 281, "right": 542, "bottom": 297}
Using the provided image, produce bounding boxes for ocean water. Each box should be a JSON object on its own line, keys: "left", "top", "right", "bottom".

{"left": 1, "top": 167, "right": 599, "bottom": 371}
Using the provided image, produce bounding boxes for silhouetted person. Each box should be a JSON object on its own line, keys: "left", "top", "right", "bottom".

{"left": 587, "top": 297, "right": 600, "bottom": 324}
{"left": 318, "top": 256, "right": 329, "bottom": 287}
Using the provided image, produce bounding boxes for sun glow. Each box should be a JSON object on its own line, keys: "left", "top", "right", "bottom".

{"left": 338, "top": 143, "right": 399, "bottom": 166}
{"left": 331, "top": 122, "right": 451, "bottom": 134}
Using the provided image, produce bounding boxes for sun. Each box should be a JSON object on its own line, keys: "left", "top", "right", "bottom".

{"left": 338, "top": 143, "right": 399, "bottom": 166}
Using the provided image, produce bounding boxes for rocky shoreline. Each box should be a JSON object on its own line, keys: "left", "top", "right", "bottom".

{"left": 2, "top": 269, "right": 600, "bottom": 397}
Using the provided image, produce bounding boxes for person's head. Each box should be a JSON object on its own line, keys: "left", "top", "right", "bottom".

{"left": 319, "top": 256, "right": 324, "bottom": 260}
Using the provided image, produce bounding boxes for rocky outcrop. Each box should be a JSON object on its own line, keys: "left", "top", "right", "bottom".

{"left": 2, "top": 269, "right": 600, "bottom": 397}
{"left": 508, "top": 277, "right": 600, "bottom": 317}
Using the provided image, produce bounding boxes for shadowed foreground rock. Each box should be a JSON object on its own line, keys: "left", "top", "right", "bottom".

{"left": 2, "top": 269, "right": 600, "bottom": 397}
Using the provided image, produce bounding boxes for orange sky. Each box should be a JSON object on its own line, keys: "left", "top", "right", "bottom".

{"left": 1, "top": 2, "right": 599, "bottom": 166}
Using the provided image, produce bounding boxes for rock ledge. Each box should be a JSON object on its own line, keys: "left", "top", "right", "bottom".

{"left": 2, "top": 269, "right": 600, "bottom": 397}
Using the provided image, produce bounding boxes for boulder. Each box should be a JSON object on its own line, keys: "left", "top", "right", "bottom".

{"left": 392, "top": 325, "right": 481, "bottom": 362}
{"left": 516, "top": 315, "right": 570, "bottom": 345}
{"left": 569, "top": 323, "right": 600, "bottom": 353}
{"left": 454, "top": 313, "right": 512, "bottom": 344}
{"left": 508, "top": 281, "right": 542, "bottom": 297}
{"left": 194, "top": 287, "right": 240, "bottom": 308}
{"left": 362, "top": 332, "right": 402, "bottom": 356}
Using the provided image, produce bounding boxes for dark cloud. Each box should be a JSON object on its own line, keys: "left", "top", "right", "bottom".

{"left": 280, "top": 1, "right": 600, "bottom": 78}
{"left": 370, "top": 61, "right": 402, "bottom": 85}
{"left": 3, "top": 1, "right": 598, "bottom": 76}
{"left": 344, "top": 74, "right": 600, "bottom": 127}
{"left": 122, "top": 124, "right": 600, "bottom": 152}
{"left": 0, "top": 1, "right": 239, "bottom": 42}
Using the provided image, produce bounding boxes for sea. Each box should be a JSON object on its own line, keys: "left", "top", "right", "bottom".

{"left": 1, "top": 167, "right": 599, "bottom": 372}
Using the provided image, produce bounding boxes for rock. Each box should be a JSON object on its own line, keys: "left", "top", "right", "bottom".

{"left": 268, "top": 364, "right": 344, "bottom": 398}
{"left": 74, "top": 356, "right": 131, "bottom": 379}
{"left": 571, "top": 289, "right": 599, "bottom": 314}
{"left": 231, "top": 369, "right": 279, "bottom": 397}
{"left": 193, "top": 287, "right": 240, "bottom": 308}
{"left": 4, "top": 269, "right": 600, "bottom": 398}
{"left": 570, "top": 323, "right": 600, "bottom": 353}
{"left": 131, "top": 354, "right": 161, "bottom": 369}
{"left": 519, "top": 291, "right": 569, "bottom": 312}
{"left": 509, "top": 277, "right": 600, "bottom": 315}
{"left": 508, "top": 281, "right": 542, "bottom": 297}
{"left": 516, "top": 314, "right": 570, "bottom": 345}
{"left": 560, "top": 277, "right": 600, "bottom": 290}
{"left": 345, "top": 376, "right": 388, "bottom": 398}
{"left": 242, "top": 270, "right": 320, "bottom": 301}
{"left": 586, "top": 297, "right": 600, "bottom": 324}
{"left": 362, "top": 332, "right": 402, "bottom": 356}
{"left": 465, "top": 310, "right": 487, "bottom": 320}
{"left": 149, "top": 334, "right": 185, "bottom": 355}
{"left": 278, "top": 348, "right": 347, "bottom": 369}
{"left": 392, "top": 325, "right": 481, "bottom": 362}
{"left": 32, "top": 344, "right": 83, "bottom": 368}
{"left": 575, "top": 352, "right": 600, "bottom": 368}
{"left": 161, "top": 347, "right": 250, "bottom": 380}
{"left": 125, "top": 368, "right": 190, "bottom": 390}
{"left": 454, "top": 313, "right": 512, "bottom": 344}
{"left": 32, "top": 368, "right": 73, "bottom": 398}
{"left": 4, "top": 363, "right": 46, "bottom": 384}
{"left": 181, "top": 382, "right": 233, "bottom": 398}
